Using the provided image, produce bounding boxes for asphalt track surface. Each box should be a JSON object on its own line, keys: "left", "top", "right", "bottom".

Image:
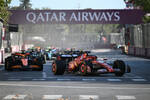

{"left": 0, "top": 49, "right": 150, "bottom": 100}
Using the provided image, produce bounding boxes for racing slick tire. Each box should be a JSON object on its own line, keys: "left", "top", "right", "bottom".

{"left": 52, "top": 60, "right": 66, "bottom": 75}
{"left": 5, "top": 59, "right": 12, "bottom": 71}
{"left": 113, "top": 60, "right": 126, "bottom": 76}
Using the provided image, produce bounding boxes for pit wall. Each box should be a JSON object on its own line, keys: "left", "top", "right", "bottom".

{"left": 128, "top": 23, "right": 150, "bottom": 58}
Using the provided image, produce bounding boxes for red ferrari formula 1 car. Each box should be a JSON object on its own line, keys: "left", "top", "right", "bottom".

{"left": 52, "top": 51, "right": 131, "bottom": 76}
{"left": 5, "top": 50, "right": 44, "bottom": 71}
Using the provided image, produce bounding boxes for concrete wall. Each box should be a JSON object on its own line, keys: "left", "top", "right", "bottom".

{"left": 129, "top": 25, "right": 143, "bottom": 48}
{"left": 128, "top": 23, "right": 150, "bottom": 58}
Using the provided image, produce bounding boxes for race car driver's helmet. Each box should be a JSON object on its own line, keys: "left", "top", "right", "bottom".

{"left": 83, "top": 53, "right": 87, "bottom": 59}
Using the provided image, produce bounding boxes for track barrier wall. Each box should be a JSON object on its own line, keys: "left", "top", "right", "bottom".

{"left": 128, "top": 23, "right": 150, "bottom": 58}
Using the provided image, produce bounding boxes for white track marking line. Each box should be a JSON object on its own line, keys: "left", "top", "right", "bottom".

{"left": 1, "top": 83, "right": 150, "bottom": 90}
{"left": 79, "top": 95, "right": 99, "bottom": 100}
{"left": 8, "top": 77, "right": 19, "bottom": 79}
{"left": 132, "top": 79, "right": 147, "bottom": 82}
{"left": 126, "top": 73, "right": 143, "bottom": 78}
{"left": 42, "top": 95, "right": 62, "bottom": 99}
{"left": 46, "top": 77, "right": 58, "bottom": 79}
{"left": 7, "top": 79, "right": 21, "bottom": 81}
{"left": 116, "top": 95, "right": 136, "bottom": 99}
{"left": 8, "top": 77, "right": 33, "bottom": 79}
{"left": 107, "top": 79, "right": 122, "bottom": 82}
{"left": 3, "top": 95, "right": 27, "bottom": 99}
{"left": 57, "top": 79, "right": 71, "bottom": 81}
{"left": 82, "top": 79, "right": 96, "bottom": 81}
{"left": 120, "top": 74, "right": 143, "bottom": 79}
{"left": 32, "top": 79, "right": 46, "bottom": 81}
{"left": 110, "top": 76, "right": 142, "bottom": 79}
{"left": 23, "top": 77, "right": 33, "bottom": 78}
{"left": 46, "top": 75, "right": 143, "bottom": 79}
{"left": 42, "top": 72, "right": 47, "bottom": 78}
{"left": 132, "top": 76, "right": 143, "bottom": 78}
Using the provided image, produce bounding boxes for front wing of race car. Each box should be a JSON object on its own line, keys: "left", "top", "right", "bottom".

{"left": 88, "top": 60, "right": 131, "bottom": 75}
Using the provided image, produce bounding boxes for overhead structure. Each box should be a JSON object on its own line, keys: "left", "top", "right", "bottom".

{"left": 9, "top": 9, "right": 144, "bottom": 25}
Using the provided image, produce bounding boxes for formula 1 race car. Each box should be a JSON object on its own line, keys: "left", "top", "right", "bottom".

{"left": 5, "top": 50, "right": 44, "bottom": 71}
{"left": 44, "top": 48, "right": 59, "bottom": 60}
{"left": 52, "top": 51, "right": 131, "bottom": 76}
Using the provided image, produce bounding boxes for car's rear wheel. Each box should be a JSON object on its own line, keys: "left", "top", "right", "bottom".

{"left": 5, "top": 60, "right": 12, "bottom": 71}
{"left": 113, "top": 60, "right": 126, "bottom": 76}
{"left": 52, "top": 60, "right": 66, "bottom": 75}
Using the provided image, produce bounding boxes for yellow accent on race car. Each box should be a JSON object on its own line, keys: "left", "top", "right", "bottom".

{"left": 11, "top": 65, "right": 22, "bottom": 69}
{"left": 30, "top": 65, "right": 40, "bottom": 68}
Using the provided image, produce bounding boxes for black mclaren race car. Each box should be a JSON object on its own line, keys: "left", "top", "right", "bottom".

{"left": 5, "top": 50, "right": 45, "bottom": 71}
{"left": 52, "top": 50, "right": 131, "bottom": 76}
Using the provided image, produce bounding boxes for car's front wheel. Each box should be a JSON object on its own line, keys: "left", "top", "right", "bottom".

{"left": 113, "top": 60, "right": 126, "bottom": 76}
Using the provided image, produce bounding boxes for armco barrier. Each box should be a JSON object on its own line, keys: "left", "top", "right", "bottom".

{"left": 146, "top": 48, "right": 150, "bottom": 58}
{"left": 128, "top": 47, "right": 147, "bottom": 57}
{"left": 135, "top": 47, "right": 140, "bottom": 56}
{"left": 140, "top": 48, "right": 146, "bottom": 56}
{"left": 128, "top": 46, "right": 135, "bottom": 55}
{"left": 135, "top": 47, "right": 146, "bottom": 57}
